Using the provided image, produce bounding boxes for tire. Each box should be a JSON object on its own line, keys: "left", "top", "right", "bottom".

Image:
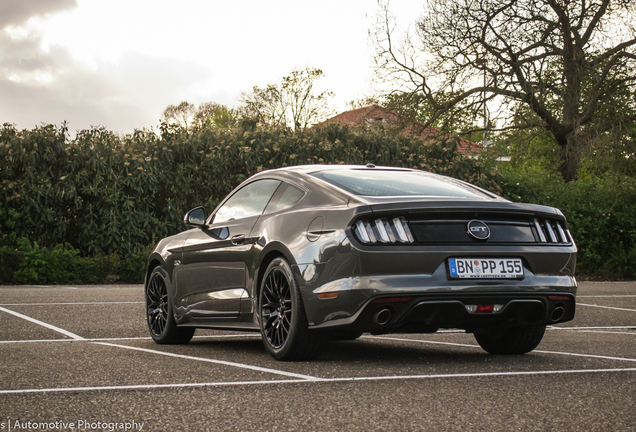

{"left": 474, "top": 324, "right": 546, "bottom": 355}
{"left": 146, "top": 267, "right": 195, "bottom": 344}
{"left": 258, "top": 258, "right": 326, "bottom": 361}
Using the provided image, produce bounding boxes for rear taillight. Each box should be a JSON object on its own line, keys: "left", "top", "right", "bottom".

{"left": 353, "top": 217, "right": 414, "bottom": 244}
{"left": 533, "top": 218, "right": 572, "bottom": 244}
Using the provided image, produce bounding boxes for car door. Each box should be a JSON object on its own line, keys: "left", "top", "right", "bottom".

{"left": 176, "top": 179, "right": 281, "bottom": 319}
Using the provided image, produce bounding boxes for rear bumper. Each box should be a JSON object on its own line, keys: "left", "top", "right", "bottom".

{"left": 308, "top": 291, "right": 575, "bottom": 333}
{"left": 295, "top": 264, "right": 576, "bottom": 327}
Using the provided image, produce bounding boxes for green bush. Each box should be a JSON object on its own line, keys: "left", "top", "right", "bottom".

{"left": 12, "top": 239, "right": 81, "bottom": 284}
{"left": 9, "top": 119, "right": 633, "bottom": 281}
{"left": 0, "top": 121, "right": 500, "bottom": 284}
{"left": 3, "top": 238, "right": 141, "bottom": 284}
{"left": 498, "top": 166, "right": 636, "bottom": 278}
{"left": 0, "top": 245, "right": 22, "bottom": 283}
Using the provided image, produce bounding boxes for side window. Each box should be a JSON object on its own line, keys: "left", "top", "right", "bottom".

{"left": 264, "top": 183, "right": 306, "bottom": 214}
{"left": 213, "top": 179, "right": 281, "bottom": 223}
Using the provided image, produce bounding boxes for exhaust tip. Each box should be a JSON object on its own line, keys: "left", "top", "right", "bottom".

{"left": 551, "top": 305, "right": 565, "bottom": 322}
{"left": 372, "top": 308, "right": 392, "bottom": 326}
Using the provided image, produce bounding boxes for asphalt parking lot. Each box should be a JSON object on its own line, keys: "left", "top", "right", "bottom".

{"left": 0, "top": 282, "right": 634, "bottom": 431}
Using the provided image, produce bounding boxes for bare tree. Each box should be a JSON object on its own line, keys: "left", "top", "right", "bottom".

{"left": 239, "top": 84, "right": 287, "bottom": 128}
{"left": 239, "top": 67, "right": 334, "bottom": 131}
{"left": 373, "top": 0, "right": 636, "bottom": 181}
{"left": 161, "top": 101, "right": 196, "bottom": 132}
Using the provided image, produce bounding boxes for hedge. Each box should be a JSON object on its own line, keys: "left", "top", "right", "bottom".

{"left": 499, "top": 167, "right": 636, "bottom": 278}
{"left": 2, "top": 121, "right": 633, "bottom": 282}
{"left": 0, "top": 122, "right": 499, "bottom": 283}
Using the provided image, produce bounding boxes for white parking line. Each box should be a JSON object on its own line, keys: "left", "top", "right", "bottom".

{"left": 549, "top": 326, "right": 636, "bottom": 330}
{"left": 0, "top": 285, "right": 80, "bottom": 290}
{"left": 0, "top": 301, "right": 144, "bottom": 306}
{"left": 548, "top": 325, "right": 636, "bottom": 336}
{"left": 532, "top": 349, "right": 636, "bottom": 362}
{"left": 94, "top": 342, "right": 320, "bottom": 381}
{"left": 0, "top": 306, "right": 84, "bottom": 340}
{"left": 553, "top": 330, "right": 636, "bottom": 336}
{"left": 367, "top": 335, "right": 636, "bottom": 363}
{"left": 578, "top": 295, "right": 636, "bottom": 298}
{"left": 0, "top": 334, "right": 263, "bottom": 344}
{"left": 365, "top": 335, "right": 476, "bottom": 349}
{"left": 1, "top": 367, "right": 635, "bottom": 395}
{"left": 578, "top": 303, "right": 636, "bottom": 312}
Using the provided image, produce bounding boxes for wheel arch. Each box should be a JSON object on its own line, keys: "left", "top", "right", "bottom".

{"left": 145, "top": 253, "right": 165, "bottom": 292}
{"left": 253, "top": 242, "right": 296, "bottom": 300}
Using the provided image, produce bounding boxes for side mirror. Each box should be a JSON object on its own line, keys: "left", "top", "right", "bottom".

{"left": 184, "top": 206, "right": 206, "bottom": 227}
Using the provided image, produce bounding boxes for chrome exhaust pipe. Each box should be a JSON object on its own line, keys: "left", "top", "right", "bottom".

{"left": 372, "top": 308, "right": 392, "bottom": 326}
{"left": 551, "top": 306, "right": 565, "bottom": 322}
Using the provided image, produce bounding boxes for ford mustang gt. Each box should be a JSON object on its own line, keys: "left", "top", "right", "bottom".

{"left": 145, "top": 164, "right": 577, "bottom": 360}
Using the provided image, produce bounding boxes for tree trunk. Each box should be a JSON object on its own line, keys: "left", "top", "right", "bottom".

{"left": 556, "top": 134, "right": 580, "bottom": 182}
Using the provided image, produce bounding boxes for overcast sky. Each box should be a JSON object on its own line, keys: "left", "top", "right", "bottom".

{"left": 0, "top": 0, "right": 424, "bottom": 134}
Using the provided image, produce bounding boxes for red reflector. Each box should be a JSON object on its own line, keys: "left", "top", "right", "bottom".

{"left": 372, "top": 297, "right": 413, "bottom": 303}
{"left": 475, "top": 305, "right": 495, "bottom": 314}
{"left": 548, "top": 296, "right": 571, "bottom": 301}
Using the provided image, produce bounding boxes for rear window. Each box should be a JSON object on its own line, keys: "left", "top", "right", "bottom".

{"left": 311, "top": 170, "right": 490, "bottom": 198}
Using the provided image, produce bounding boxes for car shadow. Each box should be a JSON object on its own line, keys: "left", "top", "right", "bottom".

{"left": 185, "top": 335, "right": 553, "bottom": 368}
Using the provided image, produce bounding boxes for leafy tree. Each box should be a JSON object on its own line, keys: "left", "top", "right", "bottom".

{"left": 239, "top": 67, "right": 334, "bottom": 130}
{"left": 373, "top": 0, "right": 636, "bottom": 181}
{"left": 193, "top": 102, "right": 237, "bottom": 128}
{"left": 496, "top": 66, "right": 636, "bottom": 176}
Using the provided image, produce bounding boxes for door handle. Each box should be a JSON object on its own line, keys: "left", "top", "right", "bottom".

{"left": 231, "top": 234, "right": 246, "bottom": 245}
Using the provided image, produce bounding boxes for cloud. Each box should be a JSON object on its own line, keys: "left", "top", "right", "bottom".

{"left": 0, "top": 2, "right": 215, "bottom": 134}
{"left": 0, "top": 47, "right": 215, "bottom": 133}
{"left": 0, "top": 0, "right": 77, "bottom": 28}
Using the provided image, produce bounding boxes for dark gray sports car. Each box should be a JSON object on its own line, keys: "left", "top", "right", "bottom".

{"left": 145, "top": 164, "right": 577, "bottom": 360}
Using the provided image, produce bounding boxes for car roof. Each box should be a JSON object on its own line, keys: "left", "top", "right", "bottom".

{"left": 276, "top": 164, "right": 415, "bottom": 174}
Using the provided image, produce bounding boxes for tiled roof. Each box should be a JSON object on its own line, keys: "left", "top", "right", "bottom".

{"left": 318, "top": 105, "right": 481, "bottom": 155}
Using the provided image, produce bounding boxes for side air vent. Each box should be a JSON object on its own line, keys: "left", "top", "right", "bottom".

{"left": 354, "top": 217, "right": 414, "bottom": 244}
{"left": 533, "top": 218, "right": 571, "bottom": 244}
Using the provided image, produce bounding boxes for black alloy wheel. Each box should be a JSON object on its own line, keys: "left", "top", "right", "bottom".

{"left": 261, "top": 266, "right": 293, "bottom": 349}
{"left": 259, "top": 258, "right": 326, "bottom": 360}
{"left": 146, "top": 267, "right": 195, "bottom": 344}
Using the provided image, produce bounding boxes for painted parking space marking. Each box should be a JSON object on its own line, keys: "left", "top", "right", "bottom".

{"left": 0, "top": 334, "right": 263, "bottom": 345}
{"left": 1, "top": 367, "right": 635, "bottom": 396}
{"left": 0, "top": 285, "right": 83, "bottom": 290}
{"left": 532, "top": 349, "right": 636, "bottom": 362}
{"left": 0, "top": 306, "right": 84, "bottom": 340}
{"left": 2, "top": 289, "right": 635, "bottom": 399}
{"left": 94, "top": 342, "right": 320, "bottom": 380}
{"left": 549, "top": 326, "right": 636, "bottom": 330}
{"left": 577, "top": 295, "right": 636, "bottom": 298}
{"left": 367, "top": 335, "right": 636, "bottom": 363}
{"left": 551, "top": 330, "right": 636, "bottom": 336}
{"left": 0, "top": 306, "right": 316, "bottom": 381}
{"left": 0, "top": 301, "right": 144, "bottom": 306}
{"left": 548, "top": 325, "right": 636, "bottom": 336}
{"left": 578, "top": 303, "right": 636, "bottom": 312}
{"left": 365, "top": 335, "right": 477, "bottom": 349}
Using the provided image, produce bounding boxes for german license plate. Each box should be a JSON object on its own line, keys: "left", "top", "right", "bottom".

{"left": 448, "top": 258, "right": 524, "bottom": 279}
